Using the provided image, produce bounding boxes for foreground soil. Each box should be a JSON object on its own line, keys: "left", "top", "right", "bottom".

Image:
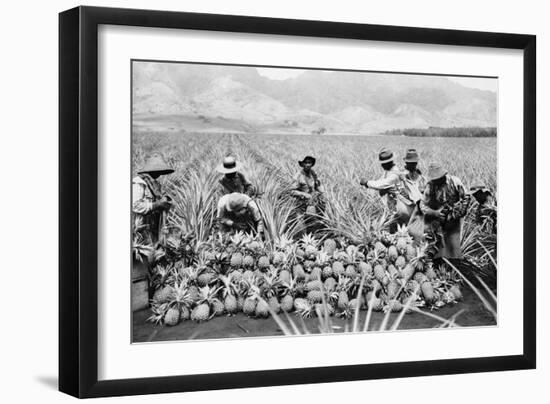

{"left": 132, "top": 287, "right": 496, "bottom": 343}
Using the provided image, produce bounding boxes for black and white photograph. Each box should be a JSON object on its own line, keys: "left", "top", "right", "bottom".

{"left": 131, "top": 60, "right": 498, "bottom": 342}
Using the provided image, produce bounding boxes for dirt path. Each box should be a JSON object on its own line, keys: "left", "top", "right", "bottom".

{"left": 132, "top": 287, "right": 496, "bottom": 343}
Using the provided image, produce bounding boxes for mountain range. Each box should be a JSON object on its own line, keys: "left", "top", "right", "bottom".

{"left": 132, "top": 62, "right": 497, "bottom": 135}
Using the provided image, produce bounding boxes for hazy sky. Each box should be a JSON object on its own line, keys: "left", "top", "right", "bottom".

{"left": 256, "top": 67, "right": 497, "bottom": 92}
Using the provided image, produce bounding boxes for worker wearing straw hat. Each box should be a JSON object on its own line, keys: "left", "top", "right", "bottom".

{"left": 469, "top": 180, "right": 497, "bottom": 234}
{"left": 132, "top": 153, "right": 174, "bottom": 245}
{"left": 216, "top": 192, "right": 265, "bottom": 238}
{"left": 400, "top": 149, "right": 427, "bottom": 242}
{"left": 420, "top": 162, "right": 469, "bottom": 259}
{"left": 216, "top": 156, "right": 255, "bottom": 196}
{"left": 360, "top": 149, "right": 411, "bottom": 232}
{"left": 290, "top": 155, "right": 325, "bottom": 213}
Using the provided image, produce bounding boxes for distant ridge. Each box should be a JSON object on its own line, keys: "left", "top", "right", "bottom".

{"left": 133, "top": 62, "right": 497, "bottom": 135}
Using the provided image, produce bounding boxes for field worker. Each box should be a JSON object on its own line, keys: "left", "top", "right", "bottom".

{"left": 216, "top": 156, "right": 255, "bottom": 196}
{"left": 216, "top": 192, "right": 265, "bottom": 238}
{"left": 290, "top": 155, "right": 325, "bottom": 215}
{"left": 132, "top": 153, "right": 174, "bottom": 245}
{"left": 420, "top": 162, "right": 470, "bottom": 259}
{"left": 401, "top": 148, "right": 427, "bottom": 241}
{"left": 470, "top": 180, "right": 497, "bottom": 234}
{"left": 360, "top": 149, "right": 412, "bottom": 232}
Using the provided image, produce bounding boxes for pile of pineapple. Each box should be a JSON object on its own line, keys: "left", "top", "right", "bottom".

{"left": 147, "top": 226, "right": 464, "bottom": 327}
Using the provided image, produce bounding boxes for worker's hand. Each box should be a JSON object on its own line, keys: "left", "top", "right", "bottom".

{"left": 302, "top": 193, "right": 312, "bottom": 200}
{"left": 359, "top": 179, "right": 369, "bottom": 188}
{"left": 225, "top": 219, "right": 234, "bottom": 227}
{"left": 155, "top": 197, "right": 172, "bottom": 211}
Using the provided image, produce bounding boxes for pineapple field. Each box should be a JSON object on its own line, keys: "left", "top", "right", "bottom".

{"left": 132, "top": 131, "right": 497, "bottom": 342}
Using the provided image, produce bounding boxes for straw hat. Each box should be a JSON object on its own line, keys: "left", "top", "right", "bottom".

{"left": 216, "top": 156, "right": 242, "bottom": 174}
{"left": 378, "top": 149, "right": 394, "bottom": 164}
{"left": 224, "top": 193, "right": 251, "bottom": 212}
{"left": 427, "top": 162, "right": 448, "bottom": 181}
{"left": 404, "top": 148, "right": 419, "bottom": 163}
{"left": 138, "top": 153, "right": 174, "bottom": 175}
{"left": 298, "top": 156, "right": 316, "bottom": 167}
{"left": 470, "top": 180, "right": 490, "bottom": 195}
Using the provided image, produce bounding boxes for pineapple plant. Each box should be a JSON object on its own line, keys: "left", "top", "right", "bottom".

{"left": 373, "top": 264, "right": 386, "bottom": 283}
{"left": 449, "top": 285, "right": 463, "bottom": 300}
{"left": 219, "top": 274, "right": 239, "bottom": 315}
{"left": 322, "top": 265, "right": 333, "bottom": 279}
{"left": 179, "top": 306, "right": 190, "bottom": 321}
{"left": 368, "top": 297, "right": 384, "bottom": 312}
{"left": 268, "top": 296, "right": 281, "bottom": 314}
{"left": 272, "top": 251, "right": 285, "bottom": 266}
{"left": 386, "top": 279, "right": 400, "bottom": 300}
{"left": 292, "top": 264, "right": 306, "bottom": 280}
{"left": 300, "top": 233, "right": 319, "bottom": 259}
{"left": 384, "top": 299, "right": 404, "bottom": 313}
{"left": 358, "top": 261, "right": 372, "bottom": 277}
{"left": 243, "top": 297, "right": 257, "bottom": 316}
{"left": 307, "top": 290, "right": 324, "bottom": 303}
{"left": 344, "top": 265, "right": 357, "bottom": 278}
{"left": 190, "top": 285, "right": 221, "bottom": 322}
{"left": 278, "top": 269, "right": 291, "bottom": 284}
{"left": 324, "top": 277, "right": 337, "bottom": 292}
{"left": 421, "top": 281, "right": 436, "bottom": 304}
{"left": 212, "top": 299, "right": 225, "bottom": 316}
{"left": 387, "top": 245, "right": 398, "bottom": 262}
{"left": 308, "top": 267, "right": 322, "bottom": 281}
{"left": 257, "top": 255, "right": 270, "bottom": 269}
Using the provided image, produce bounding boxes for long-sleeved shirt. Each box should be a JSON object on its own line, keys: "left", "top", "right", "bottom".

{"left": 402, "top": 169, "right": 427, "bottom": 204}
{"left": 132, "top": 174, "right": 162, "bottom": 243}
{"left": 219, "top": 172, "right": 253, "bottom": 196}
{"left": 420, "top": 175, "right": 467, "bottom": 217}
{"left": 216, "top": 194, "right": 264, "bottom": 234}
{"left": 290, "top": 169, "right": 324, "bottom": 198}
{"left": 366, "top": 166, "right": 409, "bottom": 210}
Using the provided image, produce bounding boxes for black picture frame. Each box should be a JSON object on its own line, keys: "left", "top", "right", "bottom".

{"left": 59, "top": 5, "right": 536, "bottom": 398}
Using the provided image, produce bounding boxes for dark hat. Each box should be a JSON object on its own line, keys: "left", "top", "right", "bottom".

{"left": 404, "top": 148, "right": 419, "bottom": 163}
{"left": 427, "top": 162, "right": 447, "bottom": 181}
{"left": 216, "top": 156, "right": 242, "bottom": 174}
{"left": 378, "top": 148, "right": 394, "bottom": 164}
{"left": 138, "top": 153, "right": 174, "bottom": 175}
{"left": 298, "top": 156, "right": 316, "bottom": 167}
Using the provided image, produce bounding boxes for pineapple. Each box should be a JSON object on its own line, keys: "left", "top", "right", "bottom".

{"left": 197, "top": 270, "right": 215, "bottom": 287}
{"left": 255, "top": 299, "right": 270, "bottom": 318}
{"left": 303, "top": 260, "right": 315, "bottom": 270}
{"left": 153, "top": 285, "right": 174, "bottom": 303}
{"left": 237, "top": 296, "right": 245, "bottom": 312}
{"left": 373, "top": 264, "right": 386, "bottom": 283}
{"left": 323, "top": 238, "right": 337, "bottom": 255}
{"left": 307, "top": 290, "right": 323, "bottom": 303}
{"left": 395, "top": 255, "right": 406, "bottom": 269}
{"left": 425, "top": 265, "right": 437, "bottom": 281}
{"left": 281, "top": 294, "right": 294, "bottom": 312}
{"left": 368, "top": 297, "right": 384, "bottom": 312}
{"left": 292, "top": 264, "right": 306, "bottom": 280}
{"left": 322, "top": 265, "right": 333, "bottom": 279}
{"left": 258, "top": 256, "right": 270, "bottom": 269}
{"left": 337, "top": 291, "right": 349, "bottom": 310}
{"left": 314, "top": 303, "right": 335, "bottom": 317}
{"left": 401, "top": 264, "right": 416, "bottom": 282}
{"left": 374, "top": 241, "right": 387, "bottom": 256}
{"left": 268, "top": 296, "right": 281, "bottom": 314}
{"left": 243, "top": 297, "right": 257, "bottom": 316}
{"left": 306, "top": 280, "right": 323, "bottom": 291}
{"left": 387, "top": 280, "right": 400, "bottom": 299}
{"left": 272, "top": 251, "right": 285, "bottom": 265}
{"left": 449, "top": 285, "right": 463, "bottom": 300}
{"left": 224, "top": 295, "right": 238, "bottom": 314}
{"left": 385, "top": 299, "right": 403, "bottom": 313}
{"left": 191, "top": 303, "right": 210, "bottom": 322}
{"left": 164, "top": 307, "right": 180, "bottom": 326}
{"left": 387, "top": 264, "right": 398, "bottom": 278}
{"left": 300, "top": 234, "right": 319, "bottom": 259}
{"left": 387, "top": 245, "right": 398, "bottom": 262}
{"left": 212, "top": 300, "right": 225, "bottom": 316}
{"left": 405, "top": 245, "right": 416, "bottom": 261}
{"left": 358, "top": 261, "right": 372, "bottom": 277}
{"left": 324, "top": 277, "right": 337, "bottom": 292}
{"left": 293, "top": 298, "right": 309, "bottom": 312}
{"left": 308, "top": 267, "right": 322, "bottom": 281}
{"left": 243, "top": 255, "right": 255, "bottom": 268}
{"left": 332, "top": 261, "right": 345, "bottom": 277}
{"left": 421, "top": 281, "right": 436, "bottom": 303}
{"left": 230, "top": 252, "right": 243, "bottom": 267}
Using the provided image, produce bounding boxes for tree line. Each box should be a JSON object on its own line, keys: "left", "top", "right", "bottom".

{"left": 382, "top": 127, "right": 497, "bottom": 138}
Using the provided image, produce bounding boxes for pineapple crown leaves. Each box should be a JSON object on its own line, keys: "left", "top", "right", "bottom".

{"left": 146, "top": 302, "right": 170, "bottom": 325}
{"left": 197, "top": 285, "right": 222, "bottom": 305}
{"left": 299, "top": 233, "right": 319, "bottom": 249}
{"left": 170, "top": 281, "right": 194, "bottom": 308}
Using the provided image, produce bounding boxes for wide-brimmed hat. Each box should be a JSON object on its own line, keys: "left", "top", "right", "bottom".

{"left": 298, "top": 156, "right": 316, "bottom": 167}
{"left": 224, "top": 193, "right": 251, "bottom": 212}
{"left": 138, "top": 153, "right": 174, "bottom": 175}
{"left": 470, "top": 180, "right": 491, "bottom": 195}
{"left": 378, "top": 148, "right": 394, "bottom": 164}
{"left": 404, "top": 148, "right": 419, "bottom": 163}
{"left": 427, "top": 162, "right": 447, "bottom": 181}
{"left": 216, "top": 156, "right": 242, "bottom": 174}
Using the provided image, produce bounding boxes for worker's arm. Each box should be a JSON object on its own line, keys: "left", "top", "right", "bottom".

{"left": 132, "top": 180, "right": 153, "bottom": 214}
{"left": 365, "top": 172, "right": 400, "bottom": 190}
{"left": 249, "top": 201, "right": 265, "bottom": 236}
